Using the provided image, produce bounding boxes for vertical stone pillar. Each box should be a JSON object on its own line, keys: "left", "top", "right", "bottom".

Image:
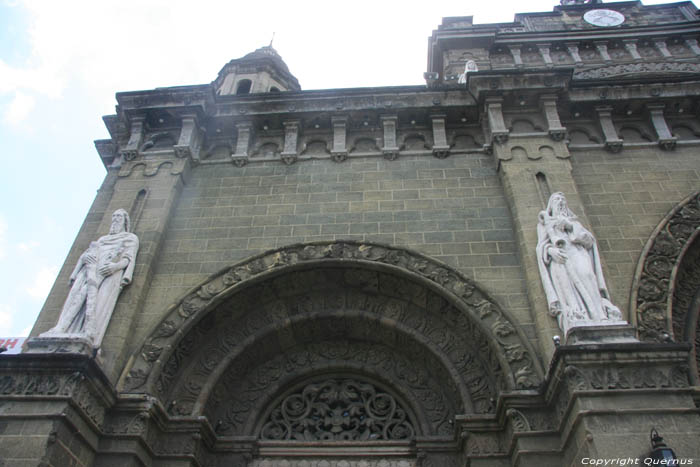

{"left": 647, "top": 104, "right": 677, "bottom": 150}
{"left": 431, "top": 114, "right": 450, "bottom": 159}
{"left": 281, "top": 120, "right": 300, "bottom": 165}
{"left": 119, "top": 116, "right": 145, "bottom": 161}
{"left": 331, "top": 116, "right": 348, "bottom": 162}
{"left": 491, "top": 99, "right": 597, "bottom": 360}
{"left": 595, "top": 106, "right": 623, "bottom": 152}
{"left": 381, "top": 115, "right": 399, "bottom": 160}
{"left": 231, "top": 122, "right": 253, "bottom": 167}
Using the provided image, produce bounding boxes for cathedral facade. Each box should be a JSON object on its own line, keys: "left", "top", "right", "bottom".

{"left": 2, "top": 1, "right": 700, "bottom": 466}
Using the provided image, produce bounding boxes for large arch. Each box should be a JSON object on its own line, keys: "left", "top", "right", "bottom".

{"left": 119, "top": 241, "right": 543, "bottom": 440}
{"left": 631, "top": 191, "right": 700, "bottom": 381}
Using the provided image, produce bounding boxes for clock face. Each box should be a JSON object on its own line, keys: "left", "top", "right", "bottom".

{"left": 583, "top": 9, "right": 625, "bottom": 27}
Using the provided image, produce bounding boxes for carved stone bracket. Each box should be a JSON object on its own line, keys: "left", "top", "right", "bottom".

{"left": 508, "top": 45, "right": 524, "bottom": 68}
{"left": 631, "top": 191, "right": 700, "bottom": 341}
{"left": 566, "top": 43, "right": 583, "bottom": 67}
{"left": 381, "top": 116, "right": 399, "bottom": 161}
{"left": 623, "top": 40, "right": 642, "bottom": 61}
{"left": 595, "top": 106, "right": 623, "bottom": 153}
{"left": 281, "top": 120, "right": 300, "bottom": 164}
{"left": 232, "top": 122, "right": 252, "bottom": 166}
{"left": 594, "top": 41, "right": 612, "bottom": 62}
{"left": 120, "top": 116, "right": 146, "bottom": 161}
{"left": 654, "top": 39, "right": 672, "bottom": 58}
{"left": 122, "top": 241, "right": 542, "bottom": 396}
{"left": 537, "top": 44, "right": 553, "bottom": 68}
{"left": 431, "top": 115, "right": 450, "bottom": 159}
{"left": 647, "top": 104, "right": 677, "bottom": 151}
{"left": 685, "top": 38, "right": 700, "bottom": 56}
{"left": 540, "top": 95, "right": 567, "bottom": 141}
{"left": 173, "top": 114, "right": 203, "bottom": 162}
{"left": 331, "top": 116, "right": 349, "bottom": 163}
{"left": 486, "top": 98, "right": 509, "bottom": 145}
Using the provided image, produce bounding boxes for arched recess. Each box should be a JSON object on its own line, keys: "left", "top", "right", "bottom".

{"left": 120, "top": 241, "right": 543, "bottom": 439}
{"left": 631, "top": 191, "right": 700, "bottom": 366}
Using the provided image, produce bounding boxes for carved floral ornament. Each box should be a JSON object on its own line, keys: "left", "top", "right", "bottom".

{"left": 260, "top": 378, "right": 415, "bottom": 441}
{"left": 573, "top": 62, "right": 700, "bottom": 81}
{"left": 122, "top": 241, "right": 542, "bottom": 398}
{"left": 631, "top": 190, "right": 700, "bottom": 341}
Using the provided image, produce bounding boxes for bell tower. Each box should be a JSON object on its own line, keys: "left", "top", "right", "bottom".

{"left": 214, "top": 45, "right": 301, "bottom": 95}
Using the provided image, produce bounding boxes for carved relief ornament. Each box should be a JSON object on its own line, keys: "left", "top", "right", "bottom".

{"left": 631, "top": 190, "right": 700, "bottom": 341}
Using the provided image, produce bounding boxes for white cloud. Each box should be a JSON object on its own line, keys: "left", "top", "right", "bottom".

{"left": 0, "top": 304, "right": 14, "bottom": 335}
{"left": 3, "top": 90, "right": 36, "bottom": 125}
{"left": 25, "top": 265, "right": 58, "bottom": 301}
{"left": 17, "top": 240, "right": 40, "bottom": 253}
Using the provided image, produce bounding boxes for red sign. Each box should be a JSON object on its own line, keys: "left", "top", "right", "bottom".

{"left": 0, "top": 337, "right": 26, "bottom": 354}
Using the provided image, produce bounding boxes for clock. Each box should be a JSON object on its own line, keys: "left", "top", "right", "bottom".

{"left": 583, "top": 9, "right": 625, "bottom": 27}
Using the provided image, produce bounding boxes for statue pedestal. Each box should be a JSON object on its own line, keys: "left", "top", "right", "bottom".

{"left": 23, "top": 335, "right": 95, "bottom": 357}
{"left": 565, "top": 323, "right": 638, "bottom": 345}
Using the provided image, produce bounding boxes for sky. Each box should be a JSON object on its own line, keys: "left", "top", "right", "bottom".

{"left": 0, "top": 0, "right": 677, "bottom": 337}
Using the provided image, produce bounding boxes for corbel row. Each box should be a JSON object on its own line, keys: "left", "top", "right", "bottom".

{"left": 485, "top": 94, "right": 567, "bottom": 146}
{"left": 118, "top": 113, "right": 205, "bottom": 164}
{"left": 595, "top": 104, "right": 677, "bottom": 152}
{"left": 228, "top": 115, "right": 453, "bottom": 166}
{"left": 504, "top": 36, "right": 700, "bottom": 69}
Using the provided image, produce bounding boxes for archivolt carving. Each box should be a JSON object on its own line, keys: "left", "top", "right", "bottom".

{"left": 203, "top": 335, "right": 461, "bottom": 437}
{"left": 122, "top": 242, "right": 541, "bottom": 406}
{"left": 631, "top": 191, "right": 700, "bottom": 341}
{"left": 671, "top": 236, "right": 700, "bottom": 382}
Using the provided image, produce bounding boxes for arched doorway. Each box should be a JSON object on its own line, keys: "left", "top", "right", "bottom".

{"left": 631, "top": 190, "right": 700, "bottom": 383}
{"left": 120, "top": 241, "right": 542, "bottom": 465}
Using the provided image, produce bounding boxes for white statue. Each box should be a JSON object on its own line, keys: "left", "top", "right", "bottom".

{"left": 41, "top": 209, "right": 139, "bottom": 348}
{"left": 458, "top": 60, "right": 479, "bottom": 84}
{"left": 536, "top": 193, "right": 624, "bottom": 335}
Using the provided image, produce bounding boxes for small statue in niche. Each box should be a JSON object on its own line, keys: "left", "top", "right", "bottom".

{"left": 458, "top": 60, "right": 479, "bottom": 84}
{"left": 41, "top": 209, "right": 139, "bottom": 348}
{"left": 536, "top": 192, "right": 624, "bottom": 335}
